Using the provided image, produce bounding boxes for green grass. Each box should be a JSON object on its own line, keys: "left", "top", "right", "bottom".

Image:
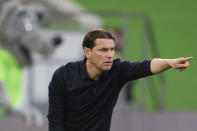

{"left": 74, "top": 0, "right": 197, "bottom": 110}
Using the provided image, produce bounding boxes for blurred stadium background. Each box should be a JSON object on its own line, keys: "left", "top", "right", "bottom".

{"left": 0, "top": 0, "right": 197, "bottom": 131}
{"left": 74, "top": 0, "right": 197, "bottom": 110}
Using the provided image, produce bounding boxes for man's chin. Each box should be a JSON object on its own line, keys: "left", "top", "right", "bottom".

{"left": 103, "top": 66, "right": 112, "bottom": 71}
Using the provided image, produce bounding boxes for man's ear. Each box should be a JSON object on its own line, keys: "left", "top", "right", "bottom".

{"left": 83, "top": 47, "right": 91, "bottom": 59}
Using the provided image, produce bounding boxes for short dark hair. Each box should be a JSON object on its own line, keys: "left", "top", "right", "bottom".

{"left": 82, "top": 29, "right": 115, "bottom": 49}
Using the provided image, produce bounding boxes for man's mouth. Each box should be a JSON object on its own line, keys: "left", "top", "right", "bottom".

{"left": 104, "top": 61, "right": 113, "bottom": 66}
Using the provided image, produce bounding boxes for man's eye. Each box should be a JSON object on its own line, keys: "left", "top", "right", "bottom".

{"left": 101, "top": 49, "right": 107, "bottom": 51}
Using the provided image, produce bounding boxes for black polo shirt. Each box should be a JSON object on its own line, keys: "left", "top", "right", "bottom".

{"left": 48, "top": 58, "right": 153, "bottom": 131}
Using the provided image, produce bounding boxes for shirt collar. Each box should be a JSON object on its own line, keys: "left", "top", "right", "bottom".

{"left": 80, "top": 58, "right": 110, "bottom": 80}
{"left": 80, "top": 58, "right": 90, "bottom": 79}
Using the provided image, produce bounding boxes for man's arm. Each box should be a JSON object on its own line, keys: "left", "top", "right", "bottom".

{"left": 48, "top": 68, "right": 66, "bottom": 131}
{"left": 150, "top": 57, "right": 193, "bottom": 74}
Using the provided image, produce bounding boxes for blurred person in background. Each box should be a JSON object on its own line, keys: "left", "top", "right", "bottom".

{"left": 48, "top": 29, "right": 192, "bottom": 131}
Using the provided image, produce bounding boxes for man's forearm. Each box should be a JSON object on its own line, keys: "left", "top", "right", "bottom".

{"left": 150, "top": 57, "right": 192, "bottom": 74}
{"left": 150, "top": 58, "right": 172, "bottom": 74}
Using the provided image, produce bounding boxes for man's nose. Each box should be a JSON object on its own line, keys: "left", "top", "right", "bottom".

{"left": 107, "top": 50, "right": 114, "bottom": 58}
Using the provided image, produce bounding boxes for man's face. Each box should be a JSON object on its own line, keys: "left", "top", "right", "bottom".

{"left": 86, "top": 38, "right": 115, "bottom": 71}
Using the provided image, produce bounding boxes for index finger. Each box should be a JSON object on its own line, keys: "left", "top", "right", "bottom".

{"left": 185, "top": 57, "right": 193, "bottom": 61}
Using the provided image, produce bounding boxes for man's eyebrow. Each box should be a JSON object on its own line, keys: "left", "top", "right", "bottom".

{"left": 99, "top": 47, "right": 114, "bottom": 50}
{"left": 99, "top": 47, "right": 108, "bottom": 50}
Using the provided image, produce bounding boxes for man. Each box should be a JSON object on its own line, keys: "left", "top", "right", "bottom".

{"left": 47, "top": 29, "right": 192, "bottom": 131}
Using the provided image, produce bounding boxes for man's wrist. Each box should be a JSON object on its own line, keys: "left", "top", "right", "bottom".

{"left": 165, "top": 59, "right": 173, "bottom": 68}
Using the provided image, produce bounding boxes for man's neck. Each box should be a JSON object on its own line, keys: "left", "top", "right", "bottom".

{"left": 86, "top": 60, "right": 102, "bottom": 81}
